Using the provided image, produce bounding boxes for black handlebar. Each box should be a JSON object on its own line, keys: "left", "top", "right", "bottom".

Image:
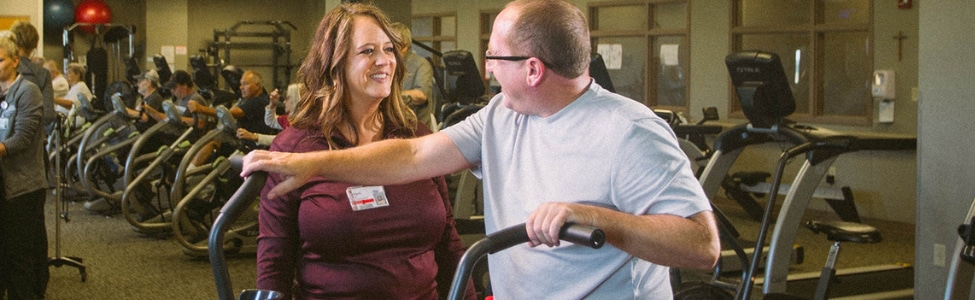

{"left": 446, "top": 223, "right": 605, "bottom": 300}
{"left": 211, "top": 154, "right": 268, "bottom": 300}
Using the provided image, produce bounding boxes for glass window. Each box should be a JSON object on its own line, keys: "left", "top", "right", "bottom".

{"left": 739, "top": 33, "right": 811, "bottom": 114}
{"left": 820, "top": 0, "right": 870, "bottom": 25}
{"left": 653, "top": 36, "right": 688, "bottom": 108}
{"left": 595, "top": 5, "right": 648, "bottom": 31}
{"left": 737, "top": 0, "right": 811, "bottom": 26}
{"left": 732, "top": 0, "right": 873, "bottom": 124}
{"left": 653, "top": 3, "right": 688, "bottom": 30}
{"left": 597, "top": 36, "right": 647, "bottom": 103}
{"left": 822, "top": 32, "right": 870, "bottom": 116}
{"left": 590, "top": 1, "right": 690, "bottom": 110}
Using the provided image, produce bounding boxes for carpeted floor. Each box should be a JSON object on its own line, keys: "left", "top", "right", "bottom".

{"left": 42, "top": 190, "right": 258, "bottom": 300}
{"left": 39, "top": 187, "right": 916, "bottom": 299}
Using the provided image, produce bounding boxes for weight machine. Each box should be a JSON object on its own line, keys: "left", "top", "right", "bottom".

{"left": 62, "top": 23, "right": 137, "bottom": 110}
{"left": 207, "top": 21, "right": 297, "bottom": 91}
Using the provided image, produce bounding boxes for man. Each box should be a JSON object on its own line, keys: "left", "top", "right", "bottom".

{"left": 9, "top": 21, "right": 55, "bottom": 132}
{"left": 188, "top": 70, "right": 276, "bottom": 136}
{"left": 143, "top": 70, "right": 209, "bottom": 128}
{"left": 391, "top": 23, "right": 438, "bottom": 131}
{"left": 128, "top": 69, "right": 165, "bottom": 131}
{"left": 242, "top": 0, "right": 719, "bottom": 298}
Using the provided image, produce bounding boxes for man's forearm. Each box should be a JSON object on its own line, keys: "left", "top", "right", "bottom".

{"left": 583, "top": 207, "right": 719, "bottom": 270}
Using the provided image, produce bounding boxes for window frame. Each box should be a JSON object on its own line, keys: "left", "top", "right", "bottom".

{"left": 588, "top": 0, "right": 692, "bottom": 112}
{"left": 411, "top": 12, "right": 458, "bottom": 63}
{"left": 730, "top": 1, "right": 875, "bottom": 126}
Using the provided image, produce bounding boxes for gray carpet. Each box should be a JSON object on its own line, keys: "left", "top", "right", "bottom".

{"left": 43, "top": 190, "right": 257, "bottom": 300}
{"left": 40, "top": 188, "right": 916, "bottom": 299}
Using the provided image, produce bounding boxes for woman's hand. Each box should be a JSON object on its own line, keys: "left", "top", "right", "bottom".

{"left": 237, "top": 128, "right": 258, "bottom": 142}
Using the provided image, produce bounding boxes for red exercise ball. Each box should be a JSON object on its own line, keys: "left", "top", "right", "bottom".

{"left": 74, "top": 0, "right": 112, "bottom": 34}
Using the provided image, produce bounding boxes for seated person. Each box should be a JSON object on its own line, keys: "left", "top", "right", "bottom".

{"left": 237, "top": 83, "right": 301, "bottom": 147}
{"left": 238, "top": 83, "right": 301, "bottom": 146}
{"left": 141, "top": 69, "right": 214, "bottom": 169}
{"left": 53, "top": 62, "right": 94, "bottom": 127}
{"left": 189, "top": 70, "right": 277, "bottom": 164}
{"left": 265, "top": 82, "right": 301, "bottom": 130}
{"left": 124, "top": 70, "right": 166, "bottom": 133}
{"left": 142, "top": 70, "right": 211, "bottom": 128}
{"left": 254, "top": 3, "right": 474, "bottom": 299}
{"left": 43, "top": 59, "right": 69, "bottom": 99}
{"left": 189, "top": 70, "right": 276, "bottom": 136}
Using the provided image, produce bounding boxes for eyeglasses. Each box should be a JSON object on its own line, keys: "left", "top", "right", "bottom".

{"left": 485, "top": 55, "right": 532, "bottom": 62}
{"left": 485, "top": 55, "right": 551, "bottom": 68}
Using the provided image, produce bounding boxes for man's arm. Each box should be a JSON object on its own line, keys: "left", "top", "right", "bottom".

{"left": 142, "top": 103, "right": 166, "bottom": 122}
{"left": 187, "top": 100, "right": 218, "bottom": 116}
{"left": 242, "top": 131, "right": 472, "bottom": 198}
{"left": 526, "top": 203, "right": 720, "bottom": 270}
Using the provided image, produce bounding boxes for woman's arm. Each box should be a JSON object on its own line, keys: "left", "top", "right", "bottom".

{"left": 0, "top": 82, "right": 43, "bottom": 157}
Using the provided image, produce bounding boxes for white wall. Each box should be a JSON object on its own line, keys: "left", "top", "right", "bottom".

{"left": 7, "top": 0, "right": 43, "bottom": 56}
{"left": 916, "top": 0, "right": 975, "bottom": 298}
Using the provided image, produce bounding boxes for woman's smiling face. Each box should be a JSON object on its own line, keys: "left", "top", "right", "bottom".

{"left": 343, "top": 15, "right": 397, "bottom": 104}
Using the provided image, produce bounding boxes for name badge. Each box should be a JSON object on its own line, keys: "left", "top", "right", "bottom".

{"left": 0, "top": 117, "right": 9, "bottom": 130}
{"left": 346, "top": 186, "right": 389, "bottom": 211}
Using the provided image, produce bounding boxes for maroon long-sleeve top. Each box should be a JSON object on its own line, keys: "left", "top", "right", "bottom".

{"left": 256, "top": 124, "right": 474, "bottom": 299}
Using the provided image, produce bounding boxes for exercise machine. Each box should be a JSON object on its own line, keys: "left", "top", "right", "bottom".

{"left": 208, "top": 21, "right": 297, "bottom": 90}
{"left": 207, "top": 153, "right": 606, "bottom": 300}
{"left": 120, "top": 101, "right": 205, "bottom": 234}
{"left": 945, "top": 196, "right": 975, "bottom": 299}
{"left": 169, "top": 106, "right": 255, "bottom": 257}
{"left": 62, "top": 22, "right": 136, "bottom": 111}
{"left": 76, "top": 94, "right": 141, "bottom": 212}
{"left": 693, "top": 50, "right": 914, "bottom": 297}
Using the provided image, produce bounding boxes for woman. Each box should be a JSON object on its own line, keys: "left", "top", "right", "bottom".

{"left": 53, "top": 63, "right": 93, "bottom": 127}
{"left": 256, "top": 4, "right": 474, "bottom": 299}
{"left": 0, "top": 31, "right": 49, "bottom": 300}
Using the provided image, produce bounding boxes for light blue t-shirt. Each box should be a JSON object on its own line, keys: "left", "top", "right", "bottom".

{"left": 443, "top": 82, "right": 711, "bottom": 299}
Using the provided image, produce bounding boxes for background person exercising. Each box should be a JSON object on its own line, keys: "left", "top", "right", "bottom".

{"left": 188, "top": 70, "right": 276, "bottom": 136}
{"left": 243, "top": 0, "right": 719, "bottom": 298}
{"left": 42, "top": 60, "right": 68, "bottom": 100}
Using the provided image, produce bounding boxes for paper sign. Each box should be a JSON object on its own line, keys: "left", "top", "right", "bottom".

{"left": 597, "top": 44, "right": 622, "bottom": 70}
{"left": 661, "top": 44, "right": 679, "bottom": 66}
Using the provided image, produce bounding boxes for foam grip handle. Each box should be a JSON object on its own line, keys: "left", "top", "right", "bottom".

{"left": 486, "top": 223, "right": 604, "bottom": 254}
{"left": 229, "top": 153, "right": 245, "bottom": 172}
{"left": 560, "top": 223, "right": 606, "bottom": 249}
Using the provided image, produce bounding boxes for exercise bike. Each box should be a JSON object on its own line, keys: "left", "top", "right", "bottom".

{"left": 119, "top": 100, "right": 204, "bottom": 234}
{"left": 677, "top": 51, "right": 913, "bottom": 299}
{"left": 169, "top": 105, "right": 256, "bottom": 257}
{"left": 207, "top": 154, "right": 607, "bottom": 300}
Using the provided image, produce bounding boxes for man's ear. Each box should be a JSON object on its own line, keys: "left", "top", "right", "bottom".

{"left": 526, "top": 58, "right": 545, "bottom": 87}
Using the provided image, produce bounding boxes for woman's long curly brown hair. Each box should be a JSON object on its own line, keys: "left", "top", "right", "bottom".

{"left": 289, "top": 3, "right": 416, "bottom": 149}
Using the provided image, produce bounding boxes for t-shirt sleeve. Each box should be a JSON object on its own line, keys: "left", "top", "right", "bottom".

{"left": 440, "top": 101, "right": 492, "bottom": 167}
{"left": 611, "top": 117, "right": 712, "bottom": 218}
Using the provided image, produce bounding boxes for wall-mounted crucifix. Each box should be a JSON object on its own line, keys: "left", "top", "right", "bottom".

{"left": 894, "top": 31, "right": 908, "bottom": 62}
